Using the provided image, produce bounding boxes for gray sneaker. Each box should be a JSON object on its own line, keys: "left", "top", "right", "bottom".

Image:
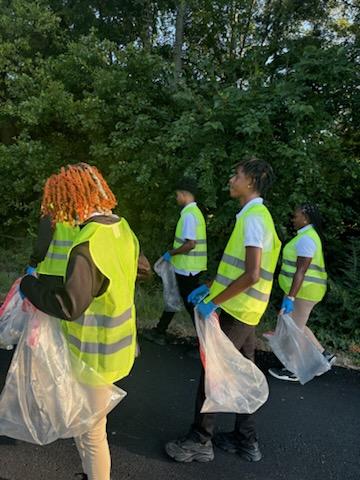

{"left": 214, "top": 432, "right": 262, "bottom": 462}
{"left": 165, "top": 436, "right": 214, "bottom": 463}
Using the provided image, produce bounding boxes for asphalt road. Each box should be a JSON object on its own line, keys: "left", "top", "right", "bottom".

{"left": 0, "top": 338, "right": 359, "bottom": 480}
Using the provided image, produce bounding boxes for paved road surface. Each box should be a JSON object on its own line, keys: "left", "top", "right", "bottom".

{"left": 0, "top": 339, "right": 359, "bottom": 480}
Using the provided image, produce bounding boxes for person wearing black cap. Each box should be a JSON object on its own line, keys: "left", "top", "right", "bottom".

{"left": 144, "top": 178, "right": 207, "bottom": 345}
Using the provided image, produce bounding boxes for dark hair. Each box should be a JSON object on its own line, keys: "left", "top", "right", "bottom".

{"left": 235, "top": 156, "right": 275, "bottom": 196}
{"left": 298, "top": 203, "right": 324, "bottom": 240}
{"left": 176, "top": 177, "right": 198, "bottom": 196}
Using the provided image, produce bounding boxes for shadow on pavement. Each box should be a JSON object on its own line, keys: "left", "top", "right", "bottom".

{"left": 0, "top": 437, "right": 16, "bottom": 445}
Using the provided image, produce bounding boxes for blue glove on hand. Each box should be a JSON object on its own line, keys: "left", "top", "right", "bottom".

{"left": 162, "top": 251, "right": 172, "bottom": 262}
{"left": 187, "top": 284, "right": 210, "bottom": 305}
{"left": 196, "top": 299, "right": 218, "bottom": 320}
{"left": 25, "top": 266, "right": 36, "bottom": 276}
{"left": 281, "top": 296, "right": 294, "bottom": 314}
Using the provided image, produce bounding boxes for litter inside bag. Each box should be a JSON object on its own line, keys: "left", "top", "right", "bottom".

{"left": 0, "top": 305, "right": 126, "bottom": 445}
{"left": 195, "top": 310, "right": 269, "bottom": 414}
{"left": 264, "top": 314, "right": 331, "bottom": 384}
{"left": 154, "top": 257, "right": 182, "bottom": 312}
{"left": 0, "top": 279, "right": 28, "bottom": 350}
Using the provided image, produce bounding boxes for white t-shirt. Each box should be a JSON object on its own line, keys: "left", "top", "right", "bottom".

{"left": 174, "top": 202, "right": 200, "bottom": 276}
{"left": 181, "top": 211, "right": 197, "bottom": 241}
{"left": 295, "top": 225, "right": 316, "bottom": 257}
{"left": 236, "top": 197, "right": 273, "bottom": 251}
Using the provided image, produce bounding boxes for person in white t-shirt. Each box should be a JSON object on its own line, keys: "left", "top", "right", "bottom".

{"left": 269, "top": 203, "right": 336, "bottom": 382}
{"left": 144, "top": 178, "right": 207, "bottom": 345}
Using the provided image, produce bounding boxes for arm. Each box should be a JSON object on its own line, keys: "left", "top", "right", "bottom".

{"left": 169, "top": 239, "right": 196, "bottom": 256}
{"left": 213, "top": 214, "right": 265, "bottom": 304}
{"left": 286, "top": 234, "right": 316, "bottom": 299}
{"left": 169, "top": 212, "right": 197, "bottom": 255}
{"left": 212, "top": 246, "right": 262, "bottom": 305}
{"left": 287, "top": 256, "right": 312, "bottom": 298}
{"left": 137, "top": 252, "right": 152, "bottom": 281}
{"left": 29, "top": 216, "right": 54, "bottom": 267}
{"left": 20, "top": 243, "right": 106, "bottom": 320}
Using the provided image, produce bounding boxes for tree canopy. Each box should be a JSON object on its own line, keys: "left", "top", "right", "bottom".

{"left": 0, "top": 1, "right": 359, "bottom": 339}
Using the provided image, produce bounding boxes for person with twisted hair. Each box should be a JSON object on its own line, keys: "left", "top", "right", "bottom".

{"left": 20, "top": 163, "right": 150, "bottom": 480}
{"left": 165, "top": 157, "right": 281, "bottom": 463}
{"left": 269, "top": 202, "right": 336, "bottom": 382}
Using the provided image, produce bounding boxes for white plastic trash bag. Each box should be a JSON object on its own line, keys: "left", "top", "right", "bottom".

{"left": 264, "top": 314, "right": 331, "bottom": 384}
{"left": 195, "top": 310, "right": 269, "bottom": 414}
{"left": 0, "top": 303, "right": 126, "bottom": 445}
{"left": 154, "top": 257, "right": 182, "bottom": 312}
{"left": 0, "top": 279, "right": 28, "bottom": 350}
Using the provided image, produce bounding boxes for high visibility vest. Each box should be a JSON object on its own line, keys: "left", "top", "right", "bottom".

{"left": 61, "top": 218, "right": 139, "bottom": 385}
{"left": 279, "top": 226, "right": 327, "bottom": 302}
{"left": 207, "top": 204, "right": 281, "bottom": 326}
{"left": 171, "top": 204, "right": 207, "bottom": 273}
{"left": 36, "top": 222, "right": 80, "bottom": 277}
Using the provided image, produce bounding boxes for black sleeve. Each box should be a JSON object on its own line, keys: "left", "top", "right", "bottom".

{"left": 29, "top": 216, "right": 54, "bottom": 267}
{"left": 20, "top": 243, "right": 108, "bottom": 320}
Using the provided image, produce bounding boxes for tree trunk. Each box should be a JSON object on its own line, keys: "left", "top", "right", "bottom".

{"left": 144, "top": 0, "right": 153, "bottom": 52}
{"left": 174, "top": 0, "right": 186, "bottom": 85}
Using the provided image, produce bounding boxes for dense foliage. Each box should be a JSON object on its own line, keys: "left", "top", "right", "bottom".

{"left": 0, "top": 1, "right": 359, "bottom": 346}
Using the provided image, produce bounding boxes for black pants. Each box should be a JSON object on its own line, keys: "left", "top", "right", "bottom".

{"left": 156, "top": 273, "right": 200, "bottom": 333}
{"left": 191, "top": 310, "right": 257, "bottom": 445}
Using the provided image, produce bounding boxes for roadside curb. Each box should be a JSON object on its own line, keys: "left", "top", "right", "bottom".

{"left": 138, "top": 328, "right": 360, "bottom": 371}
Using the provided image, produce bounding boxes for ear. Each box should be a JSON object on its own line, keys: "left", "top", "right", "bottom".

{"left": 246, "top": 175, "right": 255, "bottom": 190}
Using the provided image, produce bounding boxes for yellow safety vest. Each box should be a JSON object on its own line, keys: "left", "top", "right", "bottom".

{"left": 37, "top": 222, "right": 79, "bottom": 277}
{"left": 207, "top": 204, "right": 281, "bottom": 326}
{"left": 171, "top": 204, "right": 207, "bottom": 273}
{"left": 279, "top": 226, "right": 327, "bottom": 301}
{"left": 61, "top": 218, "right": 139, "bottom": 385}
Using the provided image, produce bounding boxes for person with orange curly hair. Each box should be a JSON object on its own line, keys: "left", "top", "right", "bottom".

{"left": 20, "top": 163, "right": 149, "bottom": 480}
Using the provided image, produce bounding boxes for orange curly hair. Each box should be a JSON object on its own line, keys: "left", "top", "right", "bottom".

{"left": 41, "top": 163, "right": 117, "bottom": 225}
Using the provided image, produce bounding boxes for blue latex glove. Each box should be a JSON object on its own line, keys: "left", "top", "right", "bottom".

{"left": 196, "top": 300, "right": 218, "bottom": 320}
{"left": 162, "top": 251, "right": 172, "bottom": 262}
{"left": 25, "top": 266, "right": 36, "bottom": 276}
{"left": 187, "top": 284, "right": 210, "bottom": 305}
{"left": 281, "top": 296, "right": 294, "bottom": 314}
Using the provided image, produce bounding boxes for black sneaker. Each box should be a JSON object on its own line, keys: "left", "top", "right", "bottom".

{"left": 165, "top": 435, "right": 214, "bottom": 463}
{"left": 268, "top": 367, "right": 299, "bottom": 382}
{"left": 214, "top": 432, "right": 262, "bottom": 462}
{"left": 74, "top": 474, "right": 87, "bottom": 480}
{"left": 323, "top": 350, "right": 337, "bottom": 365}
{"left": 142, "top": 328, "right": 168, "bottom": 346}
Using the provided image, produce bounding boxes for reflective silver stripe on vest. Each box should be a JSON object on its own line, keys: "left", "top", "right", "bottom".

{"left": 214, "top": 273, "right": 233, "bottom": 287}
{"left": 215, "top": 274, "right": 269, "bottom": 302}
{"left": 45, "top": 252, "right": 68, "bottom": 260}
{"left": 244, "top": 287, "right": 269, "bottom": 302}
{"left": 75, "top": 307, "right": 132, "bottom": 328}
{"left": 222, "top": 254, "right": 273, "bottom": 281}
{"left": 280, "top": 270, "right": 327, "bottom": 285}
{"left": 187, "top": 251, "right": 207, "bottom": 257}
{"left": 283, "top": 259, "right": 326, "bottom": 273}
{"left": 67, "top": 334, "right": 133, "bottom": 355}
{"left": 174, "top": 236, "right": 207, "bottom": 245}
{"left": 52, "top": 239, "right": 73, "bottom": 247}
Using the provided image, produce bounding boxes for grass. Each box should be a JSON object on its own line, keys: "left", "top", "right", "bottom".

{"left": 135, "top": 282, "right": 197, "bottom": 339}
